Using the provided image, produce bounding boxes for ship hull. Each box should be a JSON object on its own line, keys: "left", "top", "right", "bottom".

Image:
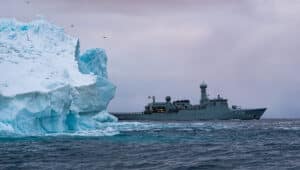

{"left": 111, "top": 108, "right": 266, "bottom": 121}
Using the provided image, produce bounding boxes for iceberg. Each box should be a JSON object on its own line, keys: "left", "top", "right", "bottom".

{"left": 0, "top": 19, "right": 117, "bottom": 136}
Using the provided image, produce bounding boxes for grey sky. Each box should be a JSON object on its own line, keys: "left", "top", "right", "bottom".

{"left": 1, "top": 0, "right": 300, "bottom": 118}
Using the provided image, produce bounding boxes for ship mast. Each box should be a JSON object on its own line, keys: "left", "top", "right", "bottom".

{"left": 200, "top": 82, "right": 208, "bottom": 105}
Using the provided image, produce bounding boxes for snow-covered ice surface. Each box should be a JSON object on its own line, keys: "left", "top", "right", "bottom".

{"left": 0, "top": 19, "right": 116, "bottom": 136}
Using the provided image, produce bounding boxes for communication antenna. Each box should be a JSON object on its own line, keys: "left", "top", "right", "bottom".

{"left": 148, "top": 96, "right": 155, "bottom": 103}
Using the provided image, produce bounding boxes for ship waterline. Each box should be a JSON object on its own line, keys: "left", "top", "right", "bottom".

{"left": 111, "top": 108, "right": 266, "bottom": 121}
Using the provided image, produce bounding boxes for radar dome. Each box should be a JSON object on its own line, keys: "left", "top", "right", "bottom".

{"left": 165, "top": 96, "right": 171, "bottom": 102}
{"left": 200, "top": 82, "right": 207, "bottom": 88}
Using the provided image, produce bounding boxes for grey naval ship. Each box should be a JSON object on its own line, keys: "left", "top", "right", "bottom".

{"left": 111, "top": 83, "right": 266, "bottom": 121}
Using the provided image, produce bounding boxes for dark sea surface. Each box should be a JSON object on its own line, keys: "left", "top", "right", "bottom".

{"left": 0, "top": 119, "right": 300, "bottom": 170}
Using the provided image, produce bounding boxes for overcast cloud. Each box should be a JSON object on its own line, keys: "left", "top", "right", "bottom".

{"left": 1, "top": 0, "right": 300, "bottom": 118}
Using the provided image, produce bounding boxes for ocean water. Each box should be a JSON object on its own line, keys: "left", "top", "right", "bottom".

{"left": 0, "top": 119, "right": 299, "bottom": 170}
